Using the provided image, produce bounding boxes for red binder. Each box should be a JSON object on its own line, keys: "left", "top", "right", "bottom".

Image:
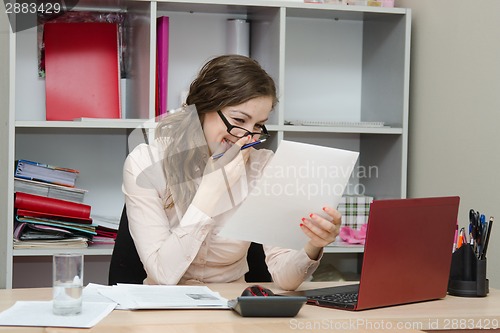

{"left": 14, "top": 192, "right": 91, "bottom": 219}
{"left": 44, "top": 22, "right": 121, "bottom": 120}
{"left": 16, "top": 209, "right": 93, "bottom": 225}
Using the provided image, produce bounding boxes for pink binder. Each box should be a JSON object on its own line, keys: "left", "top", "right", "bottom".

{"left": 157, "top": 16, "right": 169, "bottom": 116}
{"left": 44, "top": 22, "right": 121, "bottom": 120}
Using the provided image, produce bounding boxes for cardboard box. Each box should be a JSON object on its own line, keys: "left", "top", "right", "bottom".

{"left": 337, "top": 195, "right": 373, "bottom": 230}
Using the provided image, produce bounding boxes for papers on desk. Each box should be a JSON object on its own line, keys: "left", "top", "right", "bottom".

{"left": 0, "top": 284, "right": 228, "bottom": 329}
{"left": 0, "top": 301, "right": 115, "bottom": 328}
{"left": 97, "top": 284, "right": 229, "bottom": 309}
{"left": 219, "top": 140, "right": 359, "bottom": 250}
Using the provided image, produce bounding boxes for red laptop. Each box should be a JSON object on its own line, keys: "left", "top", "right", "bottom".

{"left": 284, "top": 196, "right": 460, "bottom": 311}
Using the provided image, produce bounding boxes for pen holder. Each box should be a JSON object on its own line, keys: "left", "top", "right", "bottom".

{"left": 448, "top": 244, "right": 489, "bottom": 297}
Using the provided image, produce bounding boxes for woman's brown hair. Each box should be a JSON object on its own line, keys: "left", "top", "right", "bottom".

{"left": 155, "top": 55, "right": 277, "bottom": 217}
{"left": 186, "top": 54, "right": 278, "bottom": 114}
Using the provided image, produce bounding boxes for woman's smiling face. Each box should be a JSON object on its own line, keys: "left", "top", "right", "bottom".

{"left": 202, "top": 96, "right": 273, "bottom": 155}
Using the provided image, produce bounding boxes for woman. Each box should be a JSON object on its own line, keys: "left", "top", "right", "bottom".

{"left": 122, "top": 55, "right": 341, "bottom": 291}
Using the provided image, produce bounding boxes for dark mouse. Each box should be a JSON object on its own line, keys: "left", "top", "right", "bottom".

{"left": 241, "top": 285, "right": 275, "bottom": 297}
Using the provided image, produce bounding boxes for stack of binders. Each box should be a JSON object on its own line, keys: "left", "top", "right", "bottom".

{"left": 13, "top": 193, "right": 96, "bottom": 249}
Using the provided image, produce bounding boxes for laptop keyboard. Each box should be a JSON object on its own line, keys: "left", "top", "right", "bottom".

{"left": 309, "top": 292, "right": 359, "bottom": 305}
{"left": 280, "top": 283, "right": 360, "bottom": 309}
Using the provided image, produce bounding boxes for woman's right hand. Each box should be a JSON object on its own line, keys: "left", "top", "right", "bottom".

{"left": 191, "top": 135, "right": 252, "bottom": 217}
{"left": 204, "top": 135, "right": 252, "bottom": 174}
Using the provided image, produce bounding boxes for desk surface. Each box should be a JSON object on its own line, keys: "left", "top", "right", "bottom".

{"left": 1, "top": 282, "right": 499, "bottom": 332}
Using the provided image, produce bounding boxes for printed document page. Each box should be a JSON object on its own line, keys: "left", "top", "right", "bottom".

{"left": 97, "top": 284, "right": 229, "bottom": 309}
{"left": 0, "top": 301, "right": 115, "bottom": 328}
{"left": 219, "top": 140, "right": 359, "bottom": 250}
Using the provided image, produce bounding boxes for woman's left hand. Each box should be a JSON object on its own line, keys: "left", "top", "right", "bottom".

{"left": 300, "top": 206, "right": 342, "bottom": 260}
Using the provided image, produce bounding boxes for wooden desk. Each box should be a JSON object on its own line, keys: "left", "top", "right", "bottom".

{"left": 0, "top": 282, "right": 499, "bottom": 332}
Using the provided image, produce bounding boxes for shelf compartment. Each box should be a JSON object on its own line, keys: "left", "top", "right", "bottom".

{"left": 156, "top": 2, "right": 281, "bottom": 124}
{"left": 15, "top": 128, "right": 129, "bottom": 219}
{"left": 283, "top": 7, "right": 409, "bottom": 128}
{"left": 283, "top": 131, "right": 406, "bottom": 199}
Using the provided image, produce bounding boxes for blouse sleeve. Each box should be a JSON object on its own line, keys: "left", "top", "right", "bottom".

{"left": 122, "top": 144, "right": 214, "bottom": 285}
{"left": 263, "top": 245, "right": 323, "bottom": 291}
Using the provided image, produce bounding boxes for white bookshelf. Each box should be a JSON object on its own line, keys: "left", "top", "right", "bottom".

{"left": 1, "top": 0, "right": 411, "bottom": 288}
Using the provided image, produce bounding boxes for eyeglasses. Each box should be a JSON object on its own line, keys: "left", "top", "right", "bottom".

{"left": 217, "top": 110, "right": 270, "bottom": 141}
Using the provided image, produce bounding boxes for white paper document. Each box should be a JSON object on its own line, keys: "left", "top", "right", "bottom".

{"left": 219, "top": 140, "right": 359, "bottom": 250}
{"left": 97, "top": 284, "right": 229, "bottom": 309}
{"left": 0, "top": 301, "right": 115, "bottom": 328}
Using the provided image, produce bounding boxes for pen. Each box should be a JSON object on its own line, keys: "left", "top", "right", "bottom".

{"left": 480, "top": 216, "right": 493, "bottom": 260}
{"left": 212, "top": 139, "right": 266, "bottom": 159}
{"left": 457, "top": 227, "right": 464, "bottom": 249}
{"left": 452, "top": 223, "right": 458, "bottom": 252}
{"left": 477, "top": 214, "right": 486, "bottom": 256}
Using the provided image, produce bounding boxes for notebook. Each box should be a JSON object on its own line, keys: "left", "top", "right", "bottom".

{"left": 283, "top": 196, "right": 460, "bottom": 311}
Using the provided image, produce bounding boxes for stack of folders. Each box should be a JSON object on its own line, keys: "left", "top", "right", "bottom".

{"left": 13, "top": 161, "right": 118, "bottom": 248}
{"left": 13, "top": 192, "right": 95, "bottom": 249}
{"left": 89, "top": 215, "right": 119, "bottom": 246}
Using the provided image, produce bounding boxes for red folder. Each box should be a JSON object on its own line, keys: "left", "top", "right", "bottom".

{"left": 44, "top": 22, "right": 121, "bottom": 120}
{"left": 16, "top": 209, "right": 93, "bottom": 225}
{"left": 14, "top": 192, "right": 91, "bottom": 219}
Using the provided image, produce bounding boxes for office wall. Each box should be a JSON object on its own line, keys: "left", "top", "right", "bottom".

{"left": 397, "top": 0, "right": 500, "bottom": 288}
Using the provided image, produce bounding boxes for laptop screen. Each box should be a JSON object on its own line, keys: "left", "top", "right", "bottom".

{"left": 356, "top": 196, "right": 460, "bottom": 310}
